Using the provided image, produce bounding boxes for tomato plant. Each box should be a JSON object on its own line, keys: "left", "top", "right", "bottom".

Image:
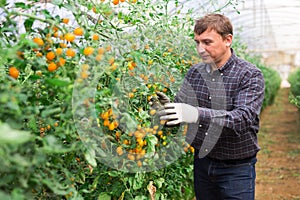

{"left": 0, "top": 0, "right": 281, "bottom": 199}
{"left": 288, "top": 68, "right": 300, "bottom": 109}
{"left": 0, "top": 0, "right": 200, "bottom": 199}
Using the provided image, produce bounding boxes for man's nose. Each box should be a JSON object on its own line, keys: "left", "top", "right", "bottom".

{"left": 198, "top": 44, "right": 205, "bottom": 53}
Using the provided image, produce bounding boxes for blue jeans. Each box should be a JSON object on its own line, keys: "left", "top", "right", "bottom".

{"left": 194, "top": 152, "right": 257, "bottom": 200}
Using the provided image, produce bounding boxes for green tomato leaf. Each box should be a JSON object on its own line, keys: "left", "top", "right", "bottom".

{"left": 51, "top": 0, "right": 63, "bottom": 6}
{"left": 41, "top": 107, "right": 61, "bottom": 118}
{"left": 107, "top": 171, "right": 119, "bottom": 177}
{"left": 85, "top": 148, "right": 97, "bottom": 167}
{"left": 0, "top": 0, "right": 7, "bottom": 8}
{"left": 134, "top": 195, "right": 148, "bottom": 200}
{"left": 98, "top": 193, "right": 111, "bottom": 200}
{"left": 41, "top": 9, "right": 53, "bottom": 20}
{"left": 154, "top": 177, "right": 164, "bottom": 188}
{"left": 129, "top": 173, "right": 144, "bottom": 190}
{"left": 14, "top": 2, "right": 26, "bottom": 9}
{"left": 40, "top": 135, "right": 75, "bottom": 154}
{"left": 0, "top": 123, "right": 32, "bottom": 145}
{"left": 45, "top": 78, "right": 70, "bottom": 87}
{"left": 120, "top": 113, "right": 137, "bottom": 132}
{"left": 145, "top": 135, "right": 157, "bottom": 157}
{"left": 24, "top": 18, "right": 34, "bottom": 32}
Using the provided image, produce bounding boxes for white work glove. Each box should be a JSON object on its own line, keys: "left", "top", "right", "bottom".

{"left": 160, "top": 103, "right": 199, "bottom": 125}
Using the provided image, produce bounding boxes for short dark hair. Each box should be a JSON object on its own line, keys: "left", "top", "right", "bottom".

{"left": 194, "top": 14, "right": 233, "bottom": 39}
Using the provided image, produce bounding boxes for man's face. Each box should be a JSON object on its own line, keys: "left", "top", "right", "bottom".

{"left": 194, "top": 29, "right": 232, "bottom": 67}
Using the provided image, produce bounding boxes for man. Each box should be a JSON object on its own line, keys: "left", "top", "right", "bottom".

{"left": 158, "top": 13, "right": 265, "bottom": 199}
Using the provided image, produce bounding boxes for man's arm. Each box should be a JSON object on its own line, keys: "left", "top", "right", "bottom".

{"left": 197, "top": 70, "right": 265, "bottom": 135}
{"left": 161, "top": 69, "right": 265, "bottom": 136}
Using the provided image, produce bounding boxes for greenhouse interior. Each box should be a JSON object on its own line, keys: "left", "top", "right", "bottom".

{"left": 3, "top": 0, "right": 300, "bottom": 84}
{"left": 225, "top": 0, "right": 300, "bottom": 87}
{"left": 1, "top": 0, "right": 300, "bottom": 200}
{"left": 176, "top": 0, "right": 300, "bottom": 87}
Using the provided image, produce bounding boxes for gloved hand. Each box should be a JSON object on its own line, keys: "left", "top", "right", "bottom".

{"left": 156, "top": 91, "right": 170, "bottom": 105}
{"left": 149, "top": 92, "right": 171, "bottom": 126}
{"left": 159, "top": 103, "right": 199, "bottom": 125}
{"left": 149, "top": 92, "right": 170, "bottom": 111}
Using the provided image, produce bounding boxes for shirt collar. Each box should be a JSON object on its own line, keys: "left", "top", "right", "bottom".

{"left": 205, "top": 48, "right": 236, "bottom": 74}
{"left": 218, "top": 48, "right": 236, "bottom": 73}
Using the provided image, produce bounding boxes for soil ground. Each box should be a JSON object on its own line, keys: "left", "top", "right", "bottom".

{"left": 256, "top": 88, "right": 300, "bottom": 200}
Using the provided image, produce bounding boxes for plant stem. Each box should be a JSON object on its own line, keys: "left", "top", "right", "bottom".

{"left": 9, "top": 11, "right": 59, "bottom": 28}
{"left": 213, "top": 0, "right": 233, "bottom": 13}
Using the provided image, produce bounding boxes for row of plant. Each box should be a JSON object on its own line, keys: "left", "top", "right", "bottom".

{"left": 288, "top": 68, "right": 300, "bottom": 109}
{"left": 0, "top": 0, "right": 281, "bottom": 199}
{"left": 0, "top": 0, "right": 204, "bottom": 199}
{"left": 231, "top": 37, "right": 281, "bottom": 110}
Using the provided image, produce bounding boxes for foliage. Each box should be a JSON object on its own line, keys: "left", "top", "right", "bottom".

{"left": 288, "top": 68, "right": 300, "bottom": 109}
{"left": 0, "top": 0, "right": 199, "bottom": 199}
{"left": 0, "top": 0, "right": 281, "bottom": 199}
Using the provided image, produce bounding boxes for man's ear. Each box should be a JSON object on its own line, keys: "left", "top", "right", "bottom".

{"left": 225, "top": 34, "right": 233, "bottom": 46}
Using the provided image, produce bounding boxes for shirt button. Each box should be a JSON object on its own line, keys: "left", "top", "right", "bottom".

{"left": 209, "top": 96, "right": 212, "bottom": 100}
{"left": 205, "top": 132, "right": 208, "bottom": 136}
{"left": 199, "top": 124, "right": 202, "bottom": 128}
{"left": 212, "top": 78, "right": 215, "bottom": 82}
{"left": 220, "top": 73, "right": 223, "bottom": 76}
{"left": 205, "top": 149, "right": 208, "bottom": 152}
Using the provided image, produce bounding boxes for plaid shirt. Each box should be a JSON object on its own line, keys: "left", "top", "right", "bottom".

{"left": 175, "top": 49, "right": 265, "bottom": 160}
